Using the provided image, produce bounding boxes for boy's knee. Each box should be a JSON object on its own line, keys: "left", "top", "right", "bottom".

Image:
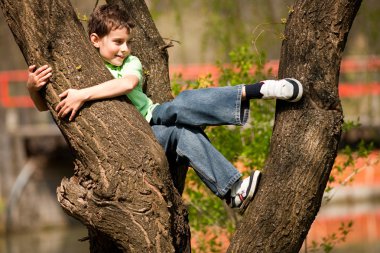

{"left": 179, "top": 126, "right": 209, "bottom": 143}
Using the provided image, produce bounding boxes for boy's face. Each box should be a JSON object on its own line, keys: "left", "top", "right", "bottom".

{"left": 91, "top": 27, "right": 131, "bottom": 66}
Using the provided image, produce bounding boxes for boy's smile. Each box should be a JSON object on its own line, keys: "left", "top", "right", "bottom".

{"left": 91, "top": 27, "right": 131, "bottom": 67}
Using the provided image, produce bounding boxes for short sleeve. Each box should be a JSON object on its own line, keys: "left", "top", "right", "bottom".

{"left": 121, "top": 55, "right": 143, "bottom": 84}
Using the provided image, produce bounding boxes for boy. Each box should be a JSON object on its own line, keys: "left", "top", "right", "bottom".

{"left": 27, "top": 4, "right": 303, "bottom": 213}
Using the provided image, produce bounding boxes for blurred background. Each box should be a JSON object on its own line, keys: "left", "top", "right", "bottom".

{"left": 0, "top": 0, "right": 379, "bottom": 252}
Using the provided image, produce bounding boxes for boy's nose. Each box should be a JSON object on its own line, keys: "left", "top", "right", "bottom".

{"left": 121, "top": 43, "right": 129, "bottom": 52}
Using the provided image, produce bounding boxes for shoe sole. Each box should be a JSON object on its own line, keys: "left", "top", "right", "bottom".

{"left": 285, "top": 78, "right": 303, "bottom": 102}
{"left": 239, "top": 170, "right": 261, "bottom": 214}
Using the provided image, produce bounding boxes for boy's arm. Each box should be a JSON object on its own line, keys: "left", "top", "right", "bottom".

{"left": 29, "top": 89, "right": 48, "bottom": 111}
{"left": 56, "top": 74, "right": 139, "bottom": 121}
{"left": 27, "top": 65, "right": 51, "bottom": 111}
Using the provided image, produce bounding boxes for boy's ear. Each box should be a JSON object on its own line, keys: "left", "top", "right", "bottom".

{"left": 90, "top": 33, "right": 101, "bottom": 48}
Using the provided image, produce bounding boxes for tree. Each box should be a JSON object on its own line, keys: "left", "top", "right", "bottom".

{"left": 0, "top": 0, "right": 361, "bottom": 252}
{"left": 228, "top": 0, "right": 362, "bottom": 252}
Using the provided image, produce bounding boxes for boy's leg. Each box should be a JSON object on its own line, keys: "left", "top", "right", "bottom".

{"left": 151, "top": 124, "right": 261, "bottom": 212}
{"left": 151, "top": 79, "right": 303, "bottom": 127}
{"left": 152, "top": 124, "right": 241, "bottom": 197}
{"left": 151, "top": 85, "right": 250, "bottom": 126}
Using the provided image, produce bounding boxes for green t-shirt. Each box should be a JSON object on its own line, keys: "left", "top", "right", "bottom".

{"left": 105, "top": 55, "right": 158, "bottom": 122}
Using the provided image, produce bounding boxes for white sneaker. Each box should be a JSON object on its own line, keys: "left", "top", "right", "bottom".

{"left": 227, "top": 171, "right": 261, "bottom": 213}
{"left": 260, "top": 78, "right": 303, "bottom": 102}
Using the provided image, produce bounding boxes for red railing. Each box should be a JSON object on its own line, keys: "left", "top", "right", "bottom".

{"left": 170, "top": 57, "right": 380, "bottom": 81}
{"left": 1, "top": 56, "right": 380, "bottom": 108}
{"left": 0, "top": 70, "right": 33, "bottom": 108}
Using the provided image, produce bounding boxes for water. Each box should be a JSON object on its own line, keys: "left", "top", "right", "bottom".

{"left": 1, "top": 201, "right": 380, "bottom": 253}
{"left": 334, "top": 242, "right": 380, "bottom": 253}
{"left": 0, "top": 226, "right": 89, "bottom": 253}
{"left": 2, "top": 221, "right": 380, "bottom": 253}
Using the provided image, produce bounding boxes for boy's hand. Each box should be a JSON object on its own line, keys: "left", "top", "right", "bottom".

{"left": 56, "top": 89, "right": 87, "bottom": 121}
{"left": 27, "top": 65, "right": 52, "bottom": 91}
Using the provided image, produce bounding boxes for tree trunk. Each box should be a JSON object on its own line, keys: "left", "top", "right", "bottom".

{"left": 0, "top": 0, "right": 190, "bottom": 252}
{"left": 228, "top": 0, "right": 362, "bottom": 252}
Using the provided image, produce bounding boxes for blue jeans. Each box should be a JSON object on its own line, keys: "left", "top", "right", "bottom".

{"left": 151, "top": 85, "right": 250, "bottom": 198}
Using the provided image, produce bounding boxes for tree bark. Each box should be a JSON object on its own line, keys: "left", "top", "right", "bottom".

{"left": 108, "top": 0, "right": 189, "bottom": 197}
{"left": 0, "top": 0, "right": 190, "bottom": 252}
{"left": 228, "top": 0, "right": 362, "bottom": 252}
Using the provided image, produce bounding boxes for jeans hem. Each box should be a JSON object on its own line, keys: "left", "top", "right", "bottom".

{"left": 217, "top": 172, "right": 242, "bottom": 198}
{"left": 235, "top": 85, "right": 249, "bottom": 125}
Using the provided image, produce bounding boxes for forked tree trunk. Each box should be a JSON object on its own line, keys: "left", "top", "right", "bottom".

{"left": 228, "top": 0, "right": 362, "bottom": 252}
{"left": 0, "top": 0, "right": 190, "bottom": 252}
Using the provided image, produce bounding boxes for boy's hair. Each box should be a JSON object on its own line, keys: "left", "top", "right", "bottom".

{"left": 88, "top": 4, "right": 135, "bottom": 38}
